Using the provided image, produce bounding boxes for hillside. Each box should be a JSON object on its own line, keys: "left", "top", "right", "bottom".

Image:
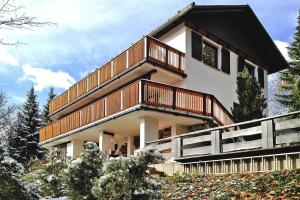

{"left": 161, "top": 170, "right": 300, "bottom": 199}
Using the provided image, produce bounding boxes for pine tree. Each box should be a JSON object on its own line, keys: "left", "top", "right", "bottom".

{"left": 41, "top": 87, "right": 55, "bottom": 127}
{"left": 276, "top": 10, "right": 300, "bottom": 112}
{"left": 232, "top": 68, "right": 267, "bottom": 123}
{"left": 38, "top": 148, "right": 65, "bottom": 198}
{"left": 9, "top": 87, "right": 42, "bottom": 164}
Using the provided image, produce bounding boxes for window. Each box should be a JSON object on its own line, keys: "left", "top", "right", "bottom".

{"left": 203, "top": 41, "right": 218, "bottom": 68}
{"left": 258, "top": 68, "right": 265, "bottom": 88}
{"left": 221, "top": 48, "right": 230, "bottom": 74}
{"left": 191, "top": 31, "right": 203, "bottom": 61}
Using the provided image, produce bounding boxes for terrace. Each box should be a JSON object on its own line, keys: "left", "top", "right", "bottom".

{"left": 49, "top": 36, "right": 186, "bottom": 119}
{"left": 40, "top": 79, "right": 234, "bottom": 144}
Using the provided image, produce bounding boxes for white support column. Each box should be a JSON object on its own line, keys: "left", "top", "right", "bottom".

{"left": 67, "top": 140, "right": 84, "bottom": 158}
{"left": 99, "top": 131, "right": 114, "bottom": 154}
{"left": 139, "top": 116, "right": 159, "bottom": 149}
{"left": 127, "top": 136, "right": 134, "bottom": 156}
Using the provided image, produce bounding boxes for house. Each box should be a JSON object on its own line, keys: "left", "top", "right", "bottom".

{"left": 39, "top": 3, "right": 288, "bottom": 159}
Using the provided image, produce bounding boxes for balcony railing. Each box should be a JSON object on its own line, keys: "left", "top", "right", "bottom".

{"left": 49, "top": 36, "right": 186, "bottom": 115}
{"left": 40, "top": 80, "right": 234, "bottom": 143}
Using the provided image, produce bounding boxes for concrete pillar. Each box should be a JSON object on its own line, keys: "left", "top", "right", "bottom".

{"left": 67, "top": 140, "right": 84, "bottom": 158}
{"left": 139, "top": 116, "right": 159, "bottom": 149}
{"left": 171, "top": 124, "right": 185, "bottom": 158}
{"left": 99, "top": 131, "right": 115, "bottom": 154}
{"left": 261, "top": 119, "right": 274, "bottom": 148}
{"left": 127, "top": 136, "right": 134, "bottom": 156}
{"left": 211, "top": 130, "right": 221, "bottom": 154}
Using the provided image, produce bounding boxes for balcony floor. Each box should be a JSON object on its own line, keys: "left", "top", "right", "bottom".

{"left": 40, "top": 105, "right": 209, "bottom": 149}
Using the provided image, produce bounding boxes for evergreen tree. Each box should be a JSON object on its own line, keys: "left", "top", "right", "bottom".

{"left": 276, "top": 10, "right": 300, "bottom": 111}
{"left": 64, "top": 142, "right": 103, "bottom": 200}
{"left": 9, "top": 87, "right": 42, "bottom": 164}
{"left": 232, "top": 68, "right": 267, "bottom": 122}
{"left": 38, "top": 148, "right": 65, "bottom": 198}
{"left": 41, "top": 87, "right": 55, "bottom": 127}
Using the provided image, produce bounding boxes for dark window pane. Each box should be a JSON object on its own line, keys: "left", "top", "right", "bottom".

{"left": 203, "top": 41, "right": 218, "bottom": 68}
{"left": 258, "top": 68, "right": 264, "bottom": 88}
{"left": 191, "top": 31, "right": 202, "bottom": 61}
{"left": 221, "top": 48, "right": 230, "bottom": 74}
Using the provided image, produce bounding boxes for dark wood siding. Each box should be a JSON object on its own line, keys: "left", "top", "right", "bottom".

{"left": 191, "top": 31, "right": 203, "bottom": 61}
{"left": 221, "top": 48, "right": 230, "bottom": 74}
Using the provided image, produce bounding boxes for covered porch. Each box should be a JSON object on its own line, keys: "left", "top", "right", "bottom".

{"left": 40, "top": 109, "right": 209, "bottom": 158}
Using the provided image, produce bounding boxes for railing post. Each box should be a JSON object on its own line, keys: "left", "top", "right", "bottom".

{"left": 144, "top": 37, "right": 149, "bottom": 59}
{"left": 203, "top": 94, "right": 207, "bottom": 115}
{"left": 211, "top": 96, "right": 214, "bottom": 116}
{"left": 261, "top": 119, "right": 275, "bottom": 148}
{"left": 172, "top": 137, "right": 182, "bottom": 158}
{"left": 211, "top": 130, "right": 221, "bottom": 154}
{"left": 120, "top": 90, "right": 123, "bottom": 110}
{"left": 141, "top": 80, "right": 145, "bottom": 104}
{"left": 165, "top": 47, "right": 169, "bottom": 66}
{"left": 178, "top": 54, "right": 181, "bottom": 70}
{"left": 172, "top": 87, "right": 176, "bottom": 109}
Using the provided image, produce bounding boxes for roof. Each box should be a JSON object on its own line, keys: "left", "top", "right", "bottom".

{"left": 149, "top": 3, "right": 289, "bottom": 74}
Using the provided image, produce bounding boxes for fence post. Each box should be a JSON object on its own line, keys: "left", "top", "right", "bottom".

{"left": 172, "top": 137, "right": 182, "bottom": 158}
{"left": 211, "top": 130, "right": 221, "bottom": 154}
{"left": 261, "top": 119, "right": 274, "bottom": 148}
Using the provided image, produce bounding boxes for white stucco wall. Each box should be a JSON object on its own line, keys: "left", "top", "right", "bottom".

{"left": 158, "top": 24, "right": 268, "bottom": 114}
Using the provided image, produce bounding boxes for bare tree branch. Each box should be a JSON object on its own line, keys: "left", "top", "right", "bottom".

{"left": 0, "top": 0, "right": 56, "bottom": 45}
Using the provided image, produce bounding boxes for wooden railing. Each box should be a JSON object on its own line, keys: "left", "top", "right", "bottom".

{"left": 40, "top": 80, "right": 234, "bottom": 143}
{"left": 147, "top": 110, "right": 300, "bottom": 160}
{"left": 49, "top": 36, "right": 186, "bottom": 115}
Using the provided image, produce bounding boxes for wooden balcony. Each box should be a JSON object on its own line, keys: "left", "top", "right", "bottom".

{"left": 49, "top": 36, "right": 186, "bottom": 116}
{"left": 40, "top": 80, "right": 234, "bottom": 143}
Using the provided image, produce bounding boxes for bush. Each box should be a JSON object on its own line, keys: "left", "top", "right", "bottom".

{"left": 38, "top": 148, "right": 65, "bottom": 198}
{"left": 64, "top": 142, "right": 103, "bottom": 200}
{"left": 0, "top": 144, "right": 39, "bottom": 200}
{"left": 91, "top": 148, "right": 164, "bottom": 200}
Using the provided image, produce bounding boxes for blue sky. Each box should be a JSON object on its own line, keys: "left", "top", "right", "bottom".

{"left": 0, "top": 0, "right": 299, "bottom": 109}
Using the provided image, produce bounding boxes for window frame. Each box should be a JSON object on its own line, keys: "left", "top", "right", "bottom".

{"left": 202, "top": 40, "right": 218, "bottom": 69}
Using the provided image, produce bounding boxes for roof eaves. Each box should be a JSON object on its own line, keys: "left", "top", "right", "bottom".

{"left": 149, "top": 2, "right": 195, "bottom": 37}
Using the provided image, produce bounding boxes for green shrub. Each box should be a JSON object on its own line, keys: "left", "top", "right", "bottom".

{"left": 91, "top": 148, "right": 164, "bottom": 200}
{"left": 64, "top": 142, "right": 103, "bottom": 200}
{"left": 38, "top": 148, "right": 65, "bottom": 198}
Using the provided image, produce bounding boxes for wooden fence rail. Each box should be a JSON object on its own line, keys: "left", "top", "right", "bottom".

{"left": 147, "top": 110, "right": 300, "bottom": 160}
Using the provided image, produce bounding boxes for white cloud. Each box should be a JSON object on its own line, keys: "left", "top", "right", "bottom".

{"left": 0, "top": 47, "right": 19, "bottom": 66}
{"left": 274, "top": 40, "right": 290, "bottom": 61}
{"left": 19, "top": 64, "right": 76, "bottom": 91}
